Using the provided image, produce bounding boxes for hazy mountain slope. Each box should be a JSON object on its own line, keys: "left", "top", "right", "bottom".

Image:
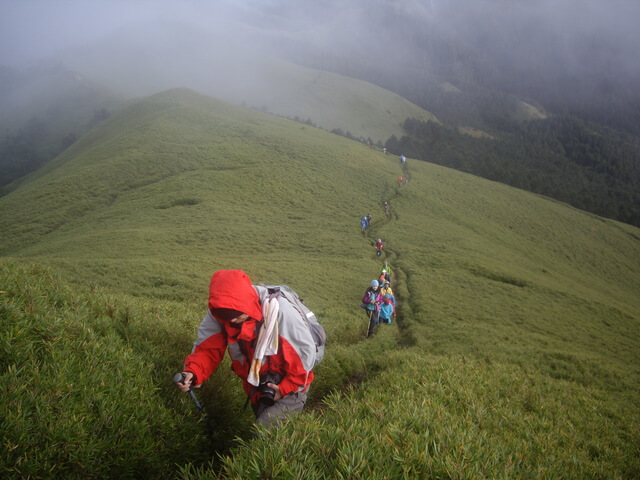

{"left": 0, "top": 88, "right": 397, "bottom": 302}
{"left": 56, "top": 20, "right": 437, "bottom": 143}
{"left": 266, "top": 0, "right": 640, "bottom": 135}
{"left": 0, "top": 65, "right": 119, "bottom": 131}
{"left": 260, "top": 0, "right": 640, "bottom": 227}
{"left": 1, "top": 88, "right": 638, "bottom": 478}
{"left": 0, "top": 64, "right": 125, "bottom": 188}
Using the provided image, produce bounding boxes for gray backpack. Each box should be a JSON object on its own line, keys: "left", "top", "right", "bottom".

{"left": 265, "top": 285, "right": 326, "bottom": 367}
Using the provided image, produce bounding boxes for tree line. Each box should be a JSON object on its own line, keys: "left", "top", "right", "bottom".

{"left": 386, "top": 115, "right": 640, "bottom": 227}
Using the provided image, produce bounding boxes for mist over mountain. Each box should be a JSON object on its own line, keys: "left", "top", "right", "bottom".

{"left": 247, "top": 0, "right": 640, "bottom": 224}
{"left": 3, "top": 0, "right": 638, "bottom": 127}
{"left": 259, "top": 0, "right": 640, "bottom": 134}
{"left": 0, "top": 64, "right": 123, "bottom": 190}
{"left": 1, "top": 0, "right": 639, "bottom": 224}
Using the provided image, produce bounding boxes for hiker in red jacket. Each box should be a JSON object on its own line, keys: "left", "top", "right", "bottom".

{"left": 175, "top": 270, "right": 316, "bottom": 427}
{"left": 375, "top": 238, "right": 384, "bottom": 256}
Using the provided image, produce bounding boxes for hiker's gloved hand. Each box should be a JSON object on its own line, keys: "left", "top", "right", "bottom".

{"left": 267, "top": 383, "right": 282, "bottom": 402}
{"left": 176, "top": 371, "right": 194, "bottom": 393}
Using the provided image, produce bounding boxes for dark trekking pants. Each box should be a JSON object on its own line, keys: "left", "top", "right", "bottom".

{"left": 366, "top": 308, "right": 379, "bottom": 337}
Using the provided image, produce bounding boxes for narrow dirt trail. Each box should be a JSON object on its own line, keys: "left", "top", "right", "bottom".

{"left": 361, "top": 155, "right": 417, "bottom": 345}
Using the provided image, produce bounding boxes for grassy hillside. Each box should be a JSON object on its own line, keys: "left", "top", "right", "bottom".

{"left": 1, "top": 89, "right": 639, "bottom": 479}
{"left": 0, "top": 88, "right": 390, "bottom": 301}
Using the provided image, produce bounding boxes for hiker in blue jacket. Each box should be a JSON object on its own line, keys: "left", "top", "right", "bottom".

{"left": 379, "top": 295, "right": 394, "bottom": 324}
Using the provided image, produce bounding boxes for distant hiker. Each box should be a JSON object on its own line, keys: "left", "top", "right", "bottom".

{"left": 362, "top": 280, "right": 382, "bottom": 338}
{"left": 380, "top": 261, "right": 392, "bottom": 281}
{"left": 360, "top": 214, "right": 371, "bottom": 235}
{"left": 375, "top": 238, "right": 384, "bottom": 256}
{"left": 379, "top": 269, "right": 390, "bottom": 285}
{"left": 175, "top": 270, "right": 316, "bottom": 428}
{"left": 380, "top": 280, "right": 395, "bottom": 306}
{"left": 383, "top": 147, "right": 387, "bottom": 154}
{"left": 379, "top": 295, "right": 394, "bottom": 324}
{"left": 397, "top": 176, "right": 403, "bottom": 185}
{"left": 399, "top": 155, "right": 406, "bottom": 166}
{"left": 383, "top": 201, "right": 390, "bottom": 220}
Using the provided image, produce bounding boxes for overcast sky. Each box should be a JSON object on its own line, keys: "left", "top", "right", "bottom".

{"left": 0, "top": 0, "right": 262, "bottom": 66}
{"left": 2, "top": 0, "right": 639, "bottom": 83}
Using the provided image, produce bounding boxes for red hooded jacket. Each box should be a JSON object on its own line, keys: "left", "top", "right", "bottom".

{"left": 183, "top": 270, "right": 315, "bottom": 404}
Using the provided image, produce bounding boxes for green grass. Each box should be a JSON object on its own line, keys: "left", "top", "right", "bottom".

{"left": 0, "top": 261, "right": 210, "bottom": 478}
{"left": 1, "top": 88, "right": 639, "bottom": 479}
{"left": 210, "top": 353, "right": 638, "bottom": 479}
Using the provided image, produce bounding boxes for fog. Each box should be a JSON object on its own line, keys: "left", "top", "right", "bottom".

{"left": 0, "top": 0, "right": 242, "bottom": 66}
{"left": 2, "top": 0, "right": 639, "bottom": 108}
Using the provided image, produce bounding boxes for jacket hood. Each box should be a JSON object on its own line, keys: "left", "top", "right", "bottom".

{"left": 208, "top": 270, "right": 263, "bottom": 321}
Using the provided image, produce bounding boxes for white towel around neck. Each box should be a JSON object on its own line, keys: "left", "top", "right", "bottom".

{"left": 247, "top": 295, "right": 280, "bottom": 387}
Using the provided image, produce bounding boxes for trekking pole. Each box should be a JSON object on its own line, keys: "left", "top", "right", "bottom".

{"left": 174, "top": 373, "right": 205, "bottom": 411}
{"left": 174, "top": 372, "right": 215, "bottom": 437}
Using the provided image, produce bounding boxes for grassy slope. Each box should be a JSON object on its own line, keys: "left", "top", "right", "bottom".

{"left": 226, "top": 62, "right": 440, "bottom": 142}
{"left": 1, "top": 89, "right": 639, "bottom": 479}
{"left": 0, "top": 88, "right": 387, "bottom": 306}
